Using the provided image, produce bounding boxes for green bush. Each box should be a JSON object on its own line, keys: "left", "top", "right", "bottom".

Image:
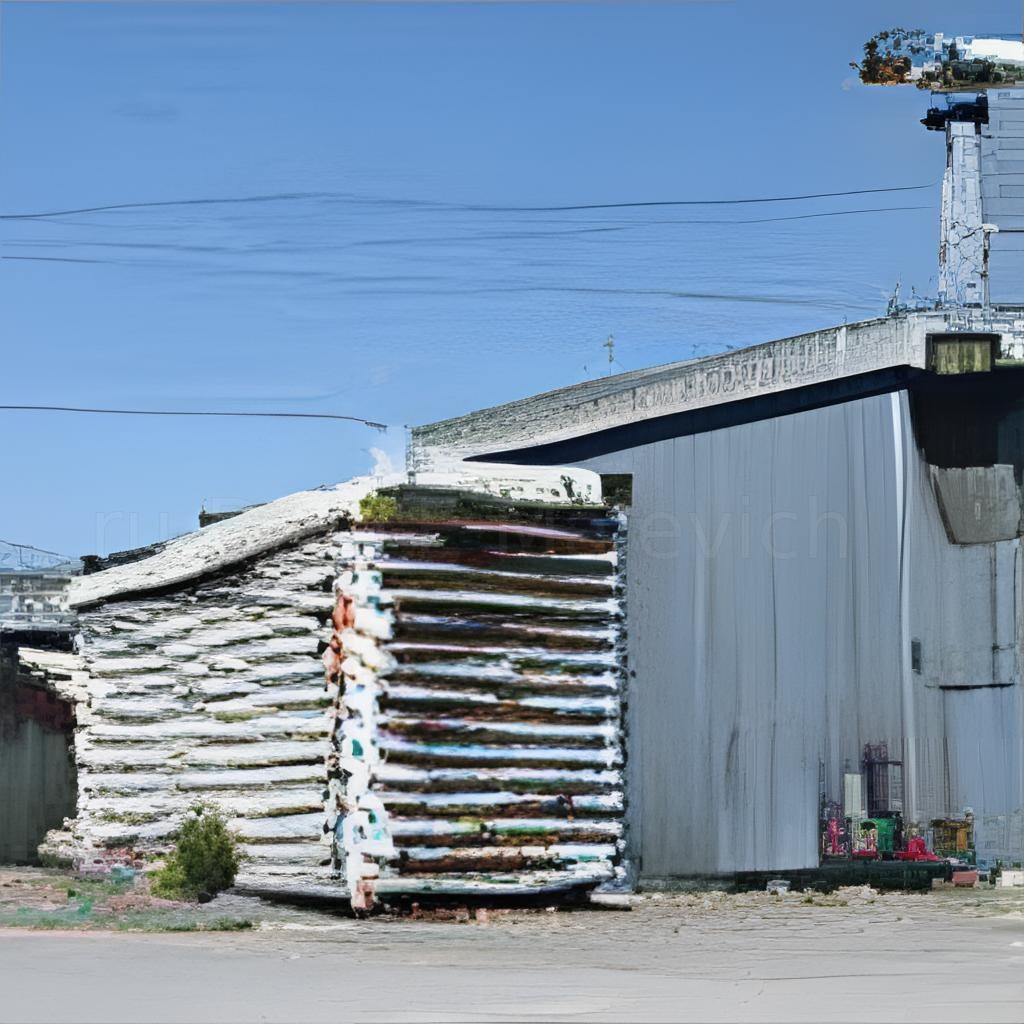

{"left": 151, "top": 804, "right": 243, "bottom": 901}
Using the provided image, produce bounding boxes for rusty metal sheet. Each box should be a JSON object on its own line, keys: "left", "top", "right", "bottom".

{"left": 326, "top": 510, "right": 626, "bottom": 908}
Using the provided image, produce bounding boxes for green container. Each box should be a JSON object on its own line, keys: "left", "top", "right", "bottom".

{"left": 874, "top": 817, "right": 898, "bottom": 854}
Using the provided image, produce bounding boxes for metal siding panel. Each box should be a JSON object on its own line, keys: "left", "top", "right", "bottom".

{"left": 888, "top": 408, "right": 1018, "bottom": 847}
{"left": 981, "top": 198, "right": 1024, "bottom": 216}
{"left": 992, "top": 234, "right": 1024, "bottom": 251}
{"left": 580, "top": 394, "right": 908, "bottom": 876}
{"left": 579, "top": 390, "right": 1023, "bottom": 879}
{"left": 989, "top": 248, "right": 1024, "bottom": 304}
{"left": 0, "top": 721, "right": 75, "bottom": 864}
{"left": 766, "top": 411, "right": 827, "bottom": 870}
{"left": 944, "top": 687, "right": 1023, "bottom": 813}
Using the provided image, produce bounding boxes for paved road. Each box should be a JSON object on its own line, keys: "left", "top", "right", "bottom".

{"left": 3, "top": 890, "right": 1024, "bottom": 1022}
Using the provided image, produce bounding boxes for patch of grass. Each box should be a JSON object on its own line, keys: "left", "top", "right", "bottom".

{"left": 1, "top": 907, "right": 255, "bottom": 933}
{"left": 0, "top": 868, "right": 256, "bottom": 934}
{"left": 36, "top": 875, "right": 132, "bottom": 899}
{"left": 3, "top": 914, "right": 90, "bottom": 930}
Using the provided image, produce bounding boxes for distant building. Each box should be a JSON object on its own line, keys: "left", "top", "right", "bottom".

{"left": 0, "top": 541, "right": 79, "bottom": 641}
{"left": 0, "top": 571, "right": 76, "bottom": 640}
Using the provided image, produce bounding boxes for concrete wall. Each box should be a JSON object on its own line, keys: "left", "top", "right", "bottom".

{"left": 940, "top": 122, "right": 985, "bottom": 306}
{"left": 575, "top": 391, "right": 1024, "bottom": 878}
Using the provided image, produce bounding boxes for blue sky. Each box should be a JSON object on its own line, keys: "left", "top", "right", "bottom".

{"left": 2, "top": 0, "right": 1019, "bottom": 557}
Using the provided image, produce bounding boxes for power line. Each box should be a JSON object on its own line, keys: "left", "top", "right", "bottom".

{"left": 0, "top": 207, "right": 932, "bottom": 273}
{"left": 0, "top": 191, "right": 335, "bottom": 222}
{"left": 2, "top": 255, "right": 107, "bottom": 264}
{"left": 0, "top": 405, "right": 388, "bottom": 431}
{"left": 470, "top": 183, "right": 938, "bottom": 212}
{"left": 666, "top": 204, "right": 930, "bottom": 226}
{"left": 0, "top": 183, "right": 938, "bottom": 222}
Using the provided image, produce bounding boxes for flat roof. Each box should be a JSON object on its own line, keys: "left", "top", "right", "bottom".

{"left": 409, "top": 310, "right": 1024, "bottom": 470}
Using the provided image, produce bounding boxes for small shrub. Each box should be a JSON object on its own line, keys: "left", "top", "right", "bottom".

{"left": 151, "top": 804, "right": 243, "bottom": 901}
{"left": 359, "top": 492, "right": 398, "bottom": 523}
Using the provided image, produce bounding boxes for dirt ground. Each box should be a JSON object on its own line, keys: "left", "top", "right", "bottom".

{"left": 1, "top": 869, "right": 1023, "bottom": 1022}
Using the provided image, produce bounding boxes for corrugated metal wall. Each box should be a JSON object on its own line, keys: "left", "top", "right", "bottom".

{"left": 576, "top": 391, "right": 1024, "bottom": 878}
{"left": 982, "top": 90, "right": 1024, "bottom": 305}
{"left": 908, "top": 434, "right": 1024, "bottom": 853}
{"left": 0, "top": 717, "right": 75, "bottom": 863}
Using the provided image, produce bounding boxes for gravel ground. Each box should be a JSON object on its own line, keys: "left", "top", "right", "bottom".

{"left": 2, "top": 872, "right": 1024, "bottom": 1022}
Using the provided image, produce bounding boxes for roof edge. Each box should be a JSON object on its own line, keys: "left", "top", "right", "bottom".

{"left": 410, "top": 313, "right": 934, "bottom": 473}
{"left": 68, "top": 466, "right": 605, "bottom": 609}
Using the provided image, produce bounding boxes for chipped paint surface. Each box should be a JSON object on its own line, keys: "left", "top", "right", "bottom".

{"left": 940, "top": 122, "right": 985, "bottom": 306}
{"left": 323, "top": 536, "right": 397, "bottom": 910}
{"left": 48, "top": 541, "right": 338, "bottom": 891}
{"left": 67, "top": 467, "right": 603, "bottom": 609}
{"left": 67, "top": 479, "right": 378, "bottom": 610}
{"left": 328, "top": 511, "right": 626, "bottom": 904}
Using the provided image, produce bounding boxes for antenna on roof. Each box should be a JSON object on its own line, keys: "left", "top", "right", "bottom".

{"left": 887, "top": 279, "right": 902, "bottom": 315}
{"left": 603, "top": 334, "right": 615, "bottom": 376}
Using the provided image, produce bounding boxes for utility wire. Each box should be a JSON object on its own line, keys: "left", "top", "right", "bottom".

{"left": 0, "top": 405, "right": 388, "bottom": 430}
{"left": 2, "top": 204, "right": 931, "bottom": 261}
{"left": 467, "top": 184, "right": 938, "bottom": 212}
{"left": 0, "top": 183, "right": 938, "bottom": 221}
{"left": 663, "top": 204, "right": 930, "bottom": 225}
{"left": 0, "top": 192, "right": 335, "bottom": 221}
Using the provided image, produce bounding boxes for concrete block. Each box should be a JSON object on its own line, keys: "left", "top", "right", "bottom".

{"left": 995, "top": 869, "right": 1024, "bottom": 888}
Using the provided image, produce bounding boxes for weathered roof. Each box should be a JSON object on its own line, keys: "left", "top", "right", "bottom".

{"left": 68, "top": 479, "right": 373, "bottom": 609}
{"left": 410, "top": 313, "right": 916, "bottom": 469}
{"left": 68, "top": 466, "right": 605, "bottom": 609}
{"left": 409, "top": 310, "right": 1024, "bottom": 470}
